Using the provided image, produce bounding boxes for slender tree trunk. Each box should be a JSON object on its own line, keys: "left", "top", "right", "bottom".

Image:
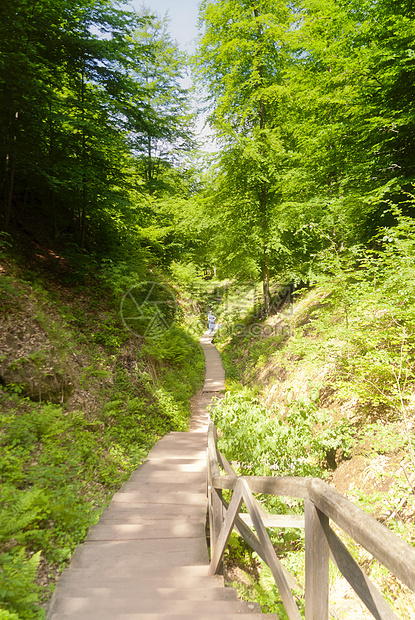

{"left": 147, "top": 134, "right": 154, "bottom": 194}
{"left": 5, "top": 155, "right": 15, "bottom": 227}
{"left": 5, "top": 108, "right": 18, "bottom": 227}
{"left": 263, "top": 250, "right": 271, "bottom": 317}
{"left": 259, "top": 180, "right": 271, "bottom": 315}
{"left": 48, "top": 99, "right": 58, "bottom": 238}
{"left": 252, "top": 4, "right": 272, "bottom": 315}
{"left": 80, "top": 183, "right": 86, "bottom": 248}
{"left": 258, "top": 92, "right": 270, "bottom": 315}
{"left": 80, "top": 65, "right": 87, "bottom": 249}
{"left": 50, "top": 189, "right": 58, "bottom": 238}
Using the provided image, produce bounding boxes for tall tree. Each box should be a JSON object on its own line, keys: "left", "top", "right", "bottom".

{"left": 195, "top": 0, "right": 415, "bottom": 290}
{"left": 195, "top": 0, "right": 294, "bottom": 313}
{"left": 0, "top": 0, "right": 195, "bottom": 252}
{"left": 286, "top": 0, "right": 415, "bottom": 249}
{"left": 130, "top": 9, "right": 195, "bottom": 196}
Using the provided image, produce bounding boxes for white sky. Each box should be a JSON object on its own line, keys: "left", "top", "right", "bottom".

{"left": 127, "top": 0, "right": 201, "bottom": 52}
{"left": 125, "top": 0, "right": 216, "bottom": 151}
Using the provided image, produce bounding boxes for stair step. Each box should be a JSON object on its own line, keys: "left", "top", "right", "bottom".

{"left": 50, "top": 586, "right": 239, "bottom": 601}
{"left": 144, "top": 457, "right": 206, "bottom": 467}
{"left": 119, "top": 474, "right": 206, "bottom": 492}
{"left": 99, "top": 503, "right": 207, "bottom": 521}
{"left": 146, "top": 446, "right": 207, "bottom": 459}
{"left": 122, "top": 469, "right": 206, "bottom": 487}
{"left": 86, "top": 520, "right": 206, "bottom": 541}
{"left": 48, "top": 596, "right": 260, "bottom": 615}
{"left": 148, "top": 433, "right": 207, "bottom": 448}
{"left": 50, "top": 615, "right": 277, "bottom": 620}
{"left": 70, "top": 538, "right": 208, "bottom": 570}
{"left": 55, "top": 566, "right": 225, "bottom": 589}
{"left": 111, "top": 488, "right": 207, "bottom": 507}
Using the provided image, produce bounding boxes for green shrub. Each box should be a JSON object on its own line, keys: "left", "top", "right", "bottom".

{"left": 0, "top": 549, "right": 43, "bottom": 619}
{"left": 209, "top": 389, "right": 353, "bottom": 480}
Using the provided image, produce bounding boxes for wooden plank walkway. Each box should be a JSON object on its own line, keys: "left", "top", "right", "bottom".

{"left": 47, "top": 332, "right": 277, "bottom": 619}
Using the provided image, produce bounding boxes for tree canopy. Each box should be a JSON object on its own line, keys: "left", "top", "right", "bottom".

{"left": 192, "top": 0, "right": 415, "bottom": 307}
{"left": 0, "top": 0, "right": 196, "bottom": 256}
{"left": 1, "top": 0, "right": 415, "bottom": 307}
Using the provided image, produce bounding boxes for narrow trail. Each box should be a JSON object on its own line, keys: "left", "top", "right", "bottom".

{"left": 47, "top": 332, "right": 277, "bottom": 619}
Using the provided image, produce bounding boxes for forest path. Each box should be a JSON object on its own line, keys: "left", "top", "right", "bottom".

{"left": 46, "top": 332, "right": 276, "bottom": 619}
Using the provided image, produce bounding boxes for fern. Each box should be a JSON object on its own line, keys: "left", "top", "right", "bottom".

{"left": 0, "top": 489, "right": 42, "bottom": 545}
{"left": 258, "top": 562, "right": 275, "bottom": 592}
{"left": 0, "top": 548, "right": 43, "bottom": 619}
{"left": 0, "top": 609, "right": 20, "bottom": 620}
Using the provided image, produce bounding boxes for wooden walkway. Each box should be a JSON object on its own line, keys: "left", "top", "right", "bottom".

{"left": 47, "top": 333, "right": 276, "bottom": 619}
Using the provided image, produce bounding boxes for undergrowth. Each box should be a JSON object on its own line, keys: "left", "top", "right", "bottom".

{"left": 0, "top": 242, "right": 204, "bottom": 618}
{"left": 210, "top": 215, "right": 415, "bottom": 616}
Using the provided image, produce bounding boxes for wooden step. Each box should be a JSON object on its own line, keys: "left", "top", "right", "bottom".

{"left": 50, "top": 614, "right": 278, "bottom": 620}
{"left": 86, "top": 520, "right": 206, "bottom": 541}
{"left": 99, "top": 503, "right": 207, "bottom": 521}
{"left": 50, "top": 586, "right": 239, "bottom": 601}
{"left": 120, "top": 470, "right": 206, "bottom": 489}
{"left": 111, "top": 488, "right": 208, "bottom": 507}
{"left": 48, "top": 596, "right": 261, "bottom": 615}
{"left": 54, "top": 565, "right": 225, "bottom": 589}
{"left": 130, "top": 460, "right": 206, "bottom": 472}
{"left": 70, "top": 539, "right": 209, "bottom": 570}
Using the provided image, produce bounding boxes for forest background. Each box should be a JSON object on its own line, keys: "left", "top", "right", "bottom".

{"left": 1, "top": 0, "right": 415, "bottom": 617}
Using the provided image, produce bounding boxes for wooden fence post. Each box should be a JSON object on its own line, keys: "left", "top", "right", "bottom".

{"left": 207, "top": 428, "right": 224, "bottom": 575}
{"left": 305, "top": 498, "right": 330, "bottom": 620}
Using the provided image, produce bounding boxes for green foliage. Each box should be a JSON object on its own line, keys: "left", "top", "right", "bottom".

{"left": 209, "top": 389, "right": 353, "bottom": 479}
{"left": 0, "top": 610, "right": 20, "bottom": 620}
{"left": 0, "top": 258, "right": 205, "bottom": 617}
{"left": 143, "top": 328, "right": 190, "bottom": 364}
{"left": 0, "top": 277, "right": 21, "bottom": 301}
{"left": 0, "top": 489, "right": 43, "bottom": 546}
{"left": 98, "top": 260, "right": 147, "bottom": 301}
{"left": 169, "top": 262, "right": 206, "bottom": 290}
{"left": 0, "top": 549, "right": 43, "bottom": 619}
{"left": 250, "top": 560, "right": 303, "bottom": 617}
{"left": 0, "top": 0, "right": 195, "bottom": 255}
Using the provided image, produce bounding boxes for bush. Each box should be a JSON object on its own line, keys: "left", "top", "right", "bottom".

{"left": 209, "top": 389, "right": 353, "bottom": 479}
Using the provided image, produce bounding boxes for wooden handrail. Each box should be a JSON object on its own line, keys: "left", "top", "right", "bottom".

{"left": 207, "top": 421, "right": 415, "bottom": 620}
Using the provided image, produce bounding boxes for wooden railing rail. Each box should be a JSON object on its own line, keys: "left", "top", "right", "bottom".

{"left": 207, "top": 421, "right": 415, "bottom": 620}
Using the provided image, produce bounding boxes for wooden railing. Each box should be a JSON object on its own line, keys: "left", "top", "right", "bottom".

{"left": 207, "top": 421, "right": 415, "bottom": 620}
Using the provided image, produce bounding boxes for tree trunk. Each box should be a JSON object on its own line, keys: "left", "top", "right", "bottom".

{"left": 4, "top": 108, "right": 19, "bottom": 227}
{"left": 263, "top": 249, "right": 271, "bottom": 316}
{"left": 260, "top": 179, "right": 271, "bottom": 316}
{"left": 48, "top": 97, "right": 58, "bottom": 238}
{"left": 80, "top": 184, "right": 86, "bottom": 249}
{"left": 50, "top": 189, "right": 58, "bottom": 238}
{"left": 5, "top": 154, "right": 15, "bottom": 227}
{"left": 147, "top": 134, "right": 155, "bottom": 194}
{"left": 252, "top": 4, "right": 271, "bottom": 315}
{"left": 80, "top": 64, "right": 87, "bottom": 249}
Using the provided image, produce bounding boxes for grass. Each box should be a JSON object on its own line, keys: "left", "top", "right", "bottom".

{"left": 0, "top": 249, "right": 204, "bottom": 619}
{"left": 211, "top": 267, "right": 415, "bottom": 616}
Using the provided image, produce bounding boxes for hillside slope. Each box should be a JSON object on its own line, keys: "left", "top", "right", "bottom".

{"left": 0, "top": 231, "right": 204, "bottom": 619}
{"left": 212, "top": 276, "right": 415, "bottom": 616}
